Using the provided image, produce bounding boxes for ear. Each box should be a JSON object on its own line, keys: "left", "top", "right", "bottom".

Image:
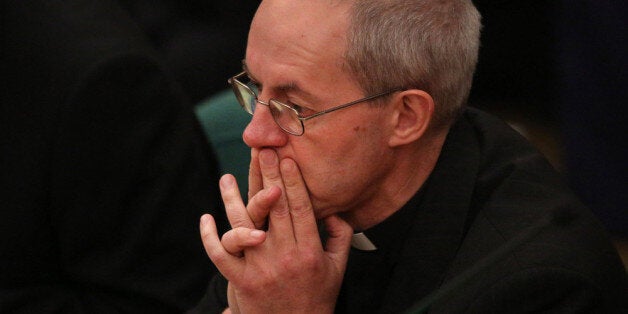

{"left": 387, "top": 90, "right": 434, "bottom": 147}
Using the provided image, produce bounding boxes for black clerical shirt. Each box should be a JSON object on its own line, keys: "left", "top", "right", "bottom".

{"left": 335, "top": 189, "right": 425, "bottom": 314}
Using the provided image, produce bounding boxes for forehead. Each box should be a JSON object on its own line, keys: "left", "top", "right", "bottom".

{"left": 245, "top": 0, "right": 353, "bottom": 88}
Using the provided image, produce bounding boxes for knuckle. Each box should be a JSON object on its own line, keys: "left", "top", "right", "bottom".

{"left": 240, "top": 268, "right": 274, "bottom": 293}
{"left": 289, "top": 202, "right": 311, "bottom": 216}
{"left": 276, "top": 250, "right": 320, "bottom": 273}
{"left": 282, "top": 175, "right": 298, "bottom": 188}
{"left": 223, "top": 227, "right": 246, "bottom": 243}
{"left": 299, "top": 251, "right": 320, "bottom": 269}
{"left": 278, "top": 252, "right": 297, "bottom": 269}
{"left": 272, "top": 205, "right": 291, "bottom": 218}
{"left": 263, "top": 170, "right": 281, "bottom": 182}
{"left": 220, "top": 229, "right": 235, "bottom": 242}
{"left": 230, "top": 216, "right": 249, "bottom": 228}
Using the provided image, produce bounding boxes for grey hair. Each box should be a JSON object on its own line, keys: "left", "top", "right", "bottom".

{"left": 345, "top": 0, "right": 482, "bottom": 129}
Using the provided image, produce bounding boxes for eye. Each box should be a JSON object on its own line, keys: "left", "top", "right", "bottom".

{"left": 290, "top": 102, "right": 316, "bottom": 117}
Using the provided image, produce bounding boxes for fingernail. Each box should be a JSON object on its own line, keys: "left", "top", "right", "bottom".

{"left": 220, "top": 175, "right": 234, "bottom": 188}
{"left": 250, "top": 230, "right": 265, "bottom": 238}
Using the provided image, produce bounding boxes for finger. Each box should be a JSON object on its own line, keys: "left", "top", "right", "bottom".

{"left": 220, "top": 174, "right": 253, "bottom": 229}
{"left": 221, "top": 227, "right": 266, "bottom": 256}
{"left": 258, "top": 149, "right": 287, "bottom": 197}
{"left": 246, "top": 185, "right": 282, "bottom": 229}
{"left": 199, "top": 214, "right": 243, "bottom": 278}
{"left": 322, "top": 215, "right": 353, "bottom": 268}
{"left": 259, "top": 149, "right": 294, "bottom": 247}
{"left": 279, "top": 158, "right": 320, "bottom": 249}
{"left": 248, "top": 148, "right": 262, "bottom": 201}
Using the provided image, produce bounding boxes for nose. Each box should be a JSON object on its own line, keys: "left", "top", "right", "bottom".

{"left": 242, "top": 102, "right": 289, "bottom": 148}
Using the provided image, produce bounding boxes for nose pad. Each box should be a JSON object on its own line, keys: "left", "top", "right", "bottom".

{"left": 242, "top": 104, "right": 288, "bottom": 148}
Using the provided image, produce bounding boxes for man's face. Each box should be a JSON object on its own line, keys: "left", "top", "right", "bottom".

{"left": 242, "top": 0, "right": 396, "bottom": 221}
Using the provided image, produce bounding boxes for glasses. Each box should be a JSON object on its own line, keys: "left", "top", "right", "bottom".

{"left": 228, "top": 71, "right": 401, "bottom": 136}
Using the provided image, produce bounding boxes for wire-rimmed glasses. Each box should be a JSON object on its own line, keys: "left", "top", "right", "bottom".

{"left": 228, "top": 71, "right": 401, "bottom": 136}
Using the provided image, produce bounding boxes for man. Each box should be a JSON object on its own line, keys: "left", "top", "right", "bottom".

{"left": 1, "top": 0, "right": 224, "bottom": 312}
{"left": 196, "top": 0, "right": 627, "bottom": 313}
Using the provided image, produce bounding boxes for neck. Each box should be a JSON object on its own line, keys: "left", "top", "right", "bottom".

{"left": 340, "top": 131, "right": 447, "bottom": 231}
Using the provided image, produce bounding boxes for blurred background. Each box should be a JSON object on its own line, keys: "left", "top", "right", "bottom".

{"left": 119, "top": 0, "right": 626, "bottom": 267}
{"left": 468, "top": 0, "right": 627, "bottom": 268}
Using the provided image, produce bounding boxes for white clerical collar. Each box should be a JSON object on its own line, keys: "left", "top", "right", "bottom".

{"left": 351, "top": 232, "right": 377, "bottom": 251}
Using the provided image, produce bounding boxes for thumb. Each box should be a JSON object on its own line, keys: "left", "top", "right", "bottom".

{"left": 322, "top": 215, "right": 353, "bottom": 264}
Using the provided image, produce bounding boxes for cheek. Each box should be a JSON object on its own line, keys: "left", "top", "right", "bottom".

{"left": 297, "top": 127, "right": 384, "bottom": 200}
{"left": 290, "top": 107, "right": 390, "bottom": 207}
{"left": 288, "top": 142, "right": 351, "bottom": 204}
{"left": 298, "top": 148, "right": 349, "bottom": 189}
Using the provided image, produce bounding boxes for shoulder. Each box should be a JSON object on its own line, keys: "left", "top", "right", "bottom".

{"left": 432, "top": 107, "right": 628, "bottom": 312}
{"left": 433, "top": 187, "right": 628, "bottom": 312}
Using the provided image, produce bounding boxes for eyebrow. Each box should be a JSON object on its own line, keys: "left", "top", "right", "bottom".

{"left": 241, "top": 61, "right": 257, "bottom": 82}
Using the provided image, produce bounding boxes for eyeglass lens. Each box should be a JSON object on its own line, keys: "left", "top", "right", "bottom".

{"left": 269, "top": 100, "right": 302, "bottom": 135}
{"left": 234, "top": 82, "right": 257, "bottom": 114}
{"left": 233, "top": 78, "right": 303, "bottom": 135}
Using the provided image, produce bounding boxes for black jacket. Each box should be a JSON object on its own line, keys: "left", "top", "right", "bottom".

{"left": 385, "top": 108, "right": 627, "bottom": 313}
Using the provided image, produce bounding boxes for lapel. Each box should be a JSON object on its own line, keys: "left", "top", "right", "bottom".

{"left": 379, "top": 111, "right": 482, "bottom": 313}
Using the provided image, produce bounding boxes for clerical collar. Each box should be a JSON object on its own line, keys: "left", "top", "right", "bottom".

{"left": 349, "top": 185, "right": 426, "bottom": 252}
{"left": 351, "top": 232, "right": 377, "bottom": 251}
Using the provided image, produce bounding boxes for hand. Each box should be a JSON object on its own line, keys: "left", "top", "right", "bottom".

{"left": 222, "top": 148, "right": 276, "bottom": 232}
{"left": 211, "top": 147, "right": 278, "bottom": 244}
{"left": 201, "top": 149, "right": 353, "bottom": 313}
{"left": 214, "top": 148, "right": 283, "bottom": 256}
